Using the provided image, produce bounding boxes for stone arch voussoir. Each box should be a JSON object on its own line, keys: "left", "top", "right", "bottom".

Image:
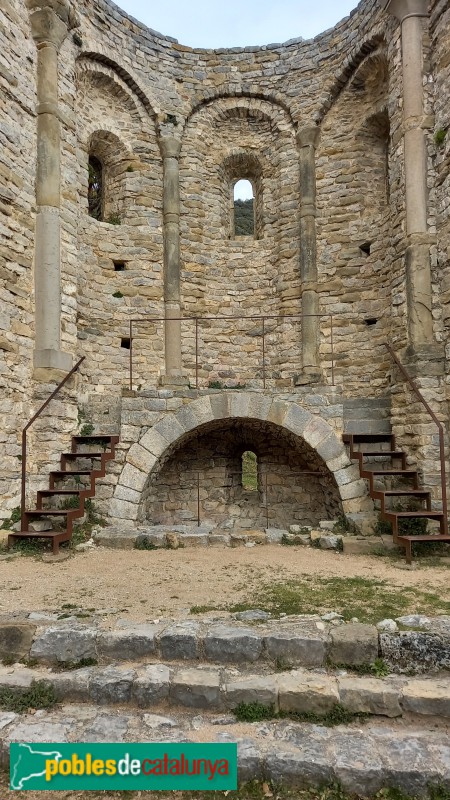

{"left": 111, "top": 393, "right": 369, "bottom": 525}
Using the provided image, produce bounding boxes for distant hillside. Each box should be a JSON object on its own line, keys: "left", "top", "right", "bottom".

{"left": 234, "top": 199, "right": 254, "bottom": 235}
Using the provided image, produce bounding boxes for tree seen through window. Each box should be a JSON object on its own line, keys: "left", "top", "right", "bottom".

{"left": 234, "top": 179, "right": 254, "bottom": 236}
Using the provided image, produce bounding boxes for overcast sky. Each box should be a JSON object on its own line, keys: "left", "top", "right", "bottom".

{"left": 115, "top": 0, "right": 360, "bottom": 49}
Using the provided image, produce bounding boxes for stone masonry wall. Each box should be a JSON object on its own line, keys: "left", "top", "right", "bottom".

{"left": 1, "top": 0, "right": 450, "bottom": 518}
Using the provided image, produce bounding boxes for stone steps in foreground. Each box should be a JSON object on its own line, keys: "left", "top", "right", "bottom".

{"left": 1, "top": 663, "right": 449, "bottom": 720}
{"left": 0, "top": 703, "right": 449, "bottom": 797}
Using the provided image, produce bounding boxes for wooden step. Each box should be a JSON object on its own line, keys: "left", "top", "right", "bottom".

{"left": 362, "top": 469, "right": 417, "bottom": 477}
{"left": 358, "top": 451, "right": 404, "bottom": 459}
{"left": 50, "top": 470, "right": 92, "bottom": 478}
{"left": 24, "top": 510, "right": 71, "bottom": 517}
{"left": 375, "top": 490, "right": 430, "bottom": 497}
{"left": 385, "top": 511, "right": 444, "bottom": 520}
{"left": 62, "top": 452, "right": 105, "bottom": 459}
{"left": 343, "top": 433, "right": 395, "bottom": 444}
{"left": 72, "top": 435, "right": 118, "bottom": 441}
{"left": 37, "top": 489, "right": 82, "bottom": 497}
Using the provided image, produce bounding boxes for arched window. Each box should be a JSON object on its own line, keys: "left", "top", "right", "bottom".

{"left": 233, "top": 179, "right": 255, "bottom": 237}
{"left": 242, "top": 450, "right": 258, "bottom": 491}
{"left": 88, "top": 155, "right": 103, "bottom": 220}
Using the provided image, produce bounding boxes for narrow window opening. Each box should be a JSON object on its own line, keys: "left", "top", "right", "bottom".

{"left": 234, "top": 180, "right": 255, "bottom": 237}
{"left": 359, "top": 241, "right": 372, "bottom": 257}
{"left": 242, "top": 450, "right": 258, "bottom": 491}
{"left": 364, "top": 318, "right": 378, "bottom": 326}
{"left": 114, "top": 261, "right": 126, "bottom": 271}
{"left": 121, "top": 337, "right": 131, "bottom": 350}
{"left": 88, "top": 156, "right": 103, "bottom": 220}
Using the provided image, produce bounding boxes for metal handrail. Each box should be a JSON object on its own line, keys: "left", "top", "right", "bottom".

{"left": 128, "top": 312, "right": 351, "bottom": 391}
{"left": 385, "top": 343, "right": 448, "bottom": 533}
{"left": 21, "top": 357, "right": 85, "bottom": 531}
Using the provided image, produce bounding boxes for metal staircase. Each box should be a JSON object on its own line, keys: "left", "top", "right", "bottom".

{"left": 344, "top": 431, "right": 450, "bottom": 563}
{"left": 9, "top": 434, "right": 119, "bottom": 554}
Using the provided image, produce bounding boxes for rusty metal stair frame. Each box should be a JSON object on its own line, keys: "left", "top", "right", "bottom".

{"left": 8, "top": 434, "right": 119, "bottom": 555}
{"left": 343, "top": 432, "right": 450, "bottom": 564}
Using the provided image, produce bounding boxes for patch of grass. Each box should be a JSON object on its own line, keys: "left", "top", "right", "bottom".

{"left": 134, "top": 537, "right": 158, "bottom": 551}
{"left": 228, "top": 575, "right": 450, "bottom": 624}
{"left": 242, "top": 450, "right": 258, "bottom": 491}
{"left": 190, "top": 604, "right": 220, "bottom": 614}
{"left": 434, "top": 127, "right": 447, "bottom": 146}
{"left": 10, "top": 538, "right": 46, "bottom": 556}
{"left": 234, "top": 701, "right": 370, "bottom": 727}
{"left": 208, "top": 380, "right": 223, "bottom": 389}
{"left": 334, "top": 658, "right": 391, "bottom": 678}
{"left": 333, "top": 514, "right": 359, "bottom": 535}
{"left": 0, "top": 680, "right": 57, "bottom": 714}
{"left": 1, "top": 507, "right": 21, "bottom": 531}
{"left": 79, "top": 422, "right": 94, "bottom": 436}
{"left": 58, "top": 657, "right": 98, "bottom": 671}
{"left": 107, "top": 213, "right": 121, "bottom": 225}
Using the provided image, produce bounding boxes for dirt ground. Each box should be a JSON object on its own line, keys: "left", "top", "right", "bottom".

{"left": 0, "top": 545, "right": 448, "bottom": 622}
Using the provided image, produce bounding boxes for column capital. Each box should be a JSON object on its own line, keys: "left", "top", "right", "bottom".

{"left": 296, "top": 126, "right": 320, "bottom": 149}
{"left": 159, "top": 136, "right": 182, "bottom": 159}
{"left": 26, "top": 0, "right": 79, "bottom": 48}
{"left": 377, "top": 0, "right": 428, "bottom": 22}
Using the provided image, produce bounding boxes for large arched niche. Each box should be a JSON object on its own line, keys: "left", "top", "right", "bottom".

{"left": 315, "top": 46, "right": 392, "bottom": 396}
{"left": 179, "top": 96, "right": 301, "bottom": 387}
{"left": 110, "top": 392, "right": 371, "bottom": 526}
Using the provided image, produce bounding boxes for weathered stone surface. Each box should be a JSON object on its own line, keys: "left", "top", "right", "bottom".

{"left": 97, "top": 626, "right": 157, "bottom": 661}
{"left": 89, "top": 667, "right": 136, "bottom": 705}
{"left": 225, "top": 677, "right": 278, "bottom": 709}
{"left": 49, "top": 668, "right": 93, "bottom": 702}
{"left": 380, "top": 632, "right": 450, "bottom": 674}
{"left": 204, "top": 626, "right": 262, "bottom": 663}
{"left": 159, "top": 622, "right": 200, "bottom": 661}
{"left": 84, "top": 714, "right": 129, "bottom": 743}
{"left": 30, "top": 626, "right": 97, "bottom": 664}
{"left": 401, "top": 678, "right": 450, "bottom": 717}
{"left": 338, "top": 677, "right": 402, "bottom": 718}
{"left": 0, "top": 623, "right": 36, "bottom": 661}
{"left": 333, "top": 732, "right": 385, "bottom": 796}
{"left": 329, "top": 624, "right": 379, "bottom": 667}
{"left": 264, "top": 629, "right": 326, "bottom": 668}
{"left": 170, "top": 668, "right": 222, "bottom": 709}
{"left": 132, "top": 664, "right": 170, "bottom": 707}
{"left": 278, "top": 673, "right": 339, "bottom": 714}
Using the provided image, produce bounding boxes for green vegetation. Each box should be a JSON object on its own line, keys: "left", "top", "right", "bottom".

{"left": 112, "top": 290, "right": 124, "bottom": 298}
{"left": 106, "top": 213, "right": 121, "bottom": 225}
{"left": 208, "top": 380, "right": 223, "bottom": 389}
{"left": 234, "top": 199, "right": 254, "bottom": 236}
{"left": 434, "top": 127, "right": 447, "bottom": 146}
{"left": 234, "top": 701, "right": 370, "bottom": 727}
{"left": 227, "top": 576, "right": 450, "bottom": 624}
{"left": 0, "top": 680, "right": 57, "bottom": 714}
{"left": 333, "top": 658, "right": 391, "bottom": 678}
{"left": 1, "top": 506, "right": 21, "bottom": 531}
{"left": 134, "top": 537, "right": 158, "bottom": 551}
{"left": 333, "top": 514, "right": 359, "bottom": 535}
{"left": 242, "top": 450, "right": 258, "bottom": 491}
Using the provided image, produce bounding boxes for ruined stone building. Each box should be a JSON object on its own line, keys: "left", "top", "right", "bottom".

{"left": 1, "top": 0, "right": 449, "bottom": 550}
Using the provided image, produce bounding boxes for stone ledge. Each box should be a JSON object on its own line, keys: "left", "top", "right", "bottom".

{"left": 0, "top": 664, "right": 448, "bottom": 720}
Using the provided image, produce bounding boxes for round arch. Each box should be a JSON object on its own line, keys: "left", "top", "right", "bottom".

{"left": 110, "top": 392, "right": 370, "bottom": 526}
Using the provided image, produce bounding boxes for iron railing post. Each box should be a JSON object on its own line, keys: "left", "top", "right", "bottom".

{"left": 129, "top": 320, "right": 133, "bottom": 392}
{"left": 262, "top": 317, "right": 266, "bottom": 389}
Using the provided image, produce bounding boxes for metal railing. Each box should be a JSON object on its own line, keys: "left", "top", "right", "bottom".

{"left": 128, "top": 313, "right": 336, "bottom": 390}
{"left": 21, "top": 357, "right": 85, "bottom": 531}
{"left": 385, "top": 343, "right": 448, "bottom": 533}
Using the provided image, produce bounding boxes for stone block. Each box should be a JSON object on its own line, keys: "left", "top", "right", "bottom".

{"left": 170, "top": 668, "right": 222, "bottom": 709}
{"left": 225, "top": 677, "right": 277, "bottom": 709}
{"left": 179, "top": 533, "right": 208, "bottom": 547}
{"left": 139, "top": 428, "right": 170, "bottom": 457}
{"left": 401, "top": 678, "right": 450, "bottom": 717}
{"left": 380, "top": 632, "right": 450, "bottom": 673}
{"left": 0, "top": 668, "right": 36, "bottom": 689}
{"left": 319, "top": 535, "right": 341, "bottom": 550}
{"left": 30, "top": 625, "right": 97, "bottom": 665}
{"left": 278, "top": 672, "right": 339, "bottom": 714}
{"left": 126, "top": 444, "right": 157, "bottom": 474}
{"left": 97, "top": 626, "right": 158, "bottom": 661}
{"left": 338, "top": 677, "right": 401, "bottom": 717}
{"left": 333, "top": 732, "right": 385, "bottom": 797}
{"left": 50, "top": 667, "right": 93, "bottom": 702}
{"left": 265, "top": 528, "right": 286, "bottom": 543}
{"left": 92, "top": 530, "right": 137, "bottom": 549}
{"left": 208, "top": 534, "right": 230, "bottom": 546}
{"left": 284, "top": 405, "right": 311, "bottom": 436}
{"left": 264, "top": 630, "right": 327, "bottom": 668}
{"left": 132, "top": 664, "right": 170, "bottom": 707}
{"left": 89, "top": 666, "right": 136, "bottom": 705}
{"left": 329, "top": 624, "right": 379, "bottom": 667}
{"left": 229, "top": 393, "right": 251, "bottom": 418}
{"left": 341, "top": 537, "right": 382, "bottom": 555}
{"left": 0, "top": 623, "right": 36, "bottom": 662}
{"left": 204, "top": 625, "right": 262, "bottom": 663}
{"left": 159, "top": 622, "right": 200, "bottom": 660}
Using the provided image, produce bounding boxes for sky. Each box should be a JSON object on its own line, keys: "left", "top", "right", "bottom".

{"left": 115, "top": 0, "right": 360, "bottom": 50}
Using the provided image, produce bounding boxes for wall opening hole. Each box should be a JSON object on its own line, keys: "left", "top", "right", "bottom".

{"left": 234, "top": 180, "right": 255, "bottom": 237}
{"left": 359, "top": 242, "right": 372, "bottom": 257}
{"left": 364, "top": 318, "right": 378, "bottom": 326}
{"left": 88, "top": 156, "right": 103, "bottom": 220}
{"left": 242, "top": 450, "right": 258, "bottom": 491}
{"left": 114, "top": 261, "right": 126, "bottom": 271}
{"left": 121, "top": 337, "right": 131, "bottom": 349}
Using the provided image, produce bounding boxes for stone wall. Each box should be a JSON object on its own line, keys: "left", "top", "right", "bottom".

{"left": 1, "top": 0, "right": 450, "bottom": 522}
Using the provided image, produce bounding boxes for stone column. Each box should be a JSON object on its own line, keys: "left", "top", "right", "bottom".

{"left": 296, "top": 126, "right": 322, "bottom": 384}
{"left": 26, "top": 0, "right": 77, "bottom": 378}
{"left": 159, "top": 135, "right": 185, "bottom": 384}
{"left": 379, "top": 0, "right": 433, "bottom": 347}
